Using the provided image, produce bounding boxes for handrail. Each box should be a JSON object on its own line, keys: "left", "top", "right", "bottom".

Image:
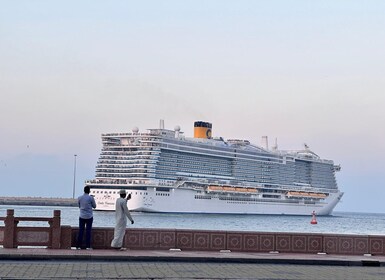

{"left": 15, "top": 217, "right": 53, "bottom": 222}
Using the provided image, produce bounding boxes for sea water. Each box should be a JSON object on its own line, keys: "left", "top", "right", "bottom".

{"left": 1, "top": 205, "right": 385, "bottom": 235}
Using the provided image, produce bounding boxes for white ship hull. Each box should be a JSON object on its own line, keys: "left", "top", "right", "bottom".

{"left": 90, "top": 186, "right": 343, "bottom": 216}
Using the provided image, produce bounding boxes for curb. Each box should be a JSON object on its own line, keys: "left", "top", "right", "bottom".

{"left": 0, "top": 252, "right": 383, "bottom": 267}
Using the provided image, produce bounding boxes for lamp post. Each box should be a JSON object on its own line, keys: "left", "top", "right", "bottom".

{"left": 72, "top": 154, "right": 77, "bottom": 199}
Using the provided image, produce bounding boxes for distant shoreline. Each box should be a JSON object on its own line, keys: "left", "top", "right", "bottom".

{"left": 0, "top": 197, "right": 77, "bottom": 207}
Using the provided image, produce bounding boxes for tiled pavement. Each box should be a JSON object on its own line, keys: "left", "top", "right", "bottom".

{"left": 1, "top": 248, "right": 385, "bottom": 279}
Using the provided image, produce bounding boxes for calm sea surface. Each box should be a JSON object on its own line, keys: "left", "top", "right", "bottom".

{"left": 1, "top": 205, "right": 385, "bottom": 235}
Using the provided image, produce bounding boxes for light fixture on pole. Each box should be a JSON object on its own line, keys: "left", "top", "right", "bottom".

{"left": 72, "top": 154, "right": 77, "bottom": 199}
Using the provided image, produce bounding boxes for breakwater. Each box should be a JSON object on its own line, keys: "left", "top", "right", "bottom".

{"left": 0, "top": 197, "right": 77, "bottom": 207}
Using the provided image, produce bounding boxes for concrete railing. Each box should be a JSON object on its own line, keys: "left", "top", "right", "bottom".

{"left": 76, "top": 228, "right": 385, "bottom": 256}
{"left": 1, "top": 209, "right": 385, "bottom": 255}
{"left": 0, "top": 209, "right": 62, "bottom": 249}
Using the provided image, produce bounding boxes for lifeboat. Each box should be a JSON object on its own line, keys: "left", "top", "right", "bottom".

{"left": 206, "top": 185, "right": 259, "bottom": 194}
{"left": 223, "top": 186, "right": 236, "bottom": 192}
{"left": 207, "top": 186, "right": 224, "bottom": 192}
{"left": 286, "top": 191, "right": 328, "bottom": 199}
{"left": 235, "top": 187, "right": 248, "bottom": 192}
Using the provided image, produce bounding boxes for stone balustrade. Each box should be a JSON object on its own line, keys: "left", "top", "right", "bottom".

{"left": 1, "top": 209, "right": 385, "bottom": 255}
{"left": 0, "top": 209, "right": 61, "bottom": 249}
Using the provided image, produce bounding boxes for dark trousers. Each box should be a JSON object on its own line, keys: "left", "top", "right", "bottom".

{"left": 77, "top": 217, "right": 93, "bottom": 249}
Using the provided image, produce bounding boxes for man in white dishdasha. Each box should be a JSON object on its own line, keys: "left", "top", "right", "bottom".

{"left": 111, "top": 189, "right": 134, "bottom": 251}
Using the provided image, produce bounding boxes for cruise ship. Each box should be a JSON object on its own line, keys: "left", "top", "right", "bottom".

{"left": 86, "top": 120, "right": 343, "bottom": 215}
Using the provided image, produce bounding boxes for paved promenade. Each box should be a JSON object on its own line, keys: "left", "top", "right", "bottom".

{"left": 1, "top": 248, "right": 385, "bottom": 279}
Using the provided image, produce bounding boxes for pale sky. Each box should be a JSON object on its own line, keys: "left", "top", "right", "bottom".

{"left": 1, "top": 0, "right": 384, "bottom": 213}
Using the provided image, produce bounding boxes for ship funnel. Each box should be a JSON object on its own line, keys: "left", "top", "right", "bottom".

{"left": 159, "top": 119, "right": 165, "bottom": 129}
{"left": 194, "top": 121, "right": 212, "bottom": 139}
{"left": 261, "top": 136, "right": 268, "bottom": 150}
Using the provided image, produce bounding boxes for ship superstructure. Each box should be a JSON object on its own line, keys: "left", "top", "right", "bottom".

{"left": 86, "top": 121, "right": 343, "bottom": 215}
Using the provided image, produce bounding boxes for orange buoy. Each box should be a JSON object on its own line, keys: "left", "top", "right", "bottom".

{"left": 310, "top": 211, "right": 318, "bottom": 224}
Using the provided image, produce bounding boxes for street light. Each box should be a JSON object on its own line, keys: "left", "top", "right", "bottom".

{"left": 72, "top": 154, "right": 77, "bottom": 199}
